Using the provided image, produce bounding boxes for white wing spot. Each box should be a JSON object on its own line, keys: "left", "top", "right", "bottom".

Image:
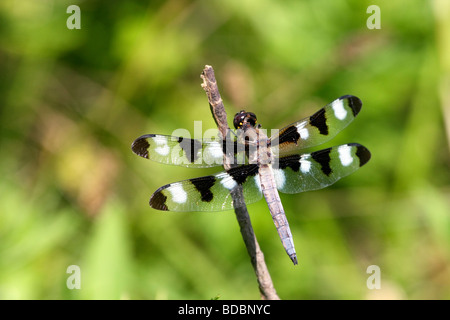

{"left": 219, "top": 174, "right": 237, "bottom": 190}
{"left": 300, "top": 158, "right": 311, "bottom": 173}
{"left": 168, "top": 184, "right": 187, "bottom": 204}
{"left": 208, "top": 141, "right": 224, "bottom": 160}
{"left": 338, "top": 145, "right": 353, "bottom": 166}
{"left": 153, "top": 136, "right": 170, "bottom": 156}
{"left": 332, "top": 99, "right": 348, "bottom": 120}
{"left": 298, "top": 128, "right": 309, "bottom": 140}
{"left": 273, "top": 169, "right": 286, "bottom": 189}
{"left": 254, "top": 174, "right": 262, "bottom": 193}
{"left": 297, "top": 122, "right": 309, "bottom": 140}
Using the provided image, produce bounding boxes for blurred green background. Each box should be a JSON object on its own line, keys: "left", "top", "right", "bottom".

{"left": 0, "top": 0, "right": 449, "bottom": 300}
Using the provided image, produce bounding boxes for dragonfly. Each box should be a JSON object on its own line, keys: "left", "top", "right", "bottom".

{"left": 131, "top": 95, "right": 371, "bottom": 265}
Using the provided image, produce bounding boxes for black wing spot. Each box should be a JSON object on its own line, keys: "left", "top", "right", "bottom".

{"left": 149, "top": 190, "right": 168, "bottom": 211}
{"left": 177, "top": 137, "right": 202, "bottom": 163}
{"left": 277, "top": 125, "right": 301, "bottom": 146}
{"left": 309, "top": 108, "right": 328, "bottom": 135}
{"left": 311, "top": 148, "right": 332, "bottom": 176}
{"left": 348, "top": 143, "right": 371, "bottom": 166}
{"left": 278, "top": 154, "right": 301, "bottom": 172}
{"left": 339, "top": 95, "right": 362, "bottom": 117}
{"left": 131, "top": 135, "right": 154, "bottom": 159}
{"left": 227, "top": 164, "right": 259, "bottom": 185}
{"left": 340, "top": 95, "right": 362, "bottom": 118}
{"left": 191, "top": 176, "right": 216, "bottom": 202}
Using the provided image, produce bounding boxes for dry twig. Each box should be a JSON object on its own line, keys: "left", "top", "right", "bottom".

{"left": 201, "top": 65, "right": 280, "bottom": 300}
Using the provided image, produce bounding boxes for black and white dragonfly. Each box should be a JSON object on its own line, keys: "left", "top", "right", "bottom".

{"left": 131, "top": 95, "right": 371, "bottom": 265}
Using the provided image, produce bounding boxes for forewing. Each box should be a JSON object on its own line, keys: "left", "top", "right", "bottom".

{"left": 131, "top": 134, "right": 226, "bottom": 168}
{"left": 271, "top": 95, "right": 362, "bottom": 156}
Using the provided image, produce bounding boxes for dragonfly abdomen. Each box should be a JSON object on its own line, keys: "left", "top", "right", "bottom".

{"left": 259, "top": 165, "right": 298, "bottom": 265}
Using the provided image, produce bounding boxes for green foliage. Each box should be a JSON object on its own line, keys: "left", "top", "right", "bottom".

{"left": 0, "top": 0, "right": 449, "bottom": 299}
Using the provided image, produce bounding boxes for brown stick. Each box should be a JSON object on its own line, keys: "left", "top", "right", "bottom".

{"left": 201, "top": 65, "right": 280, "bottom": 300}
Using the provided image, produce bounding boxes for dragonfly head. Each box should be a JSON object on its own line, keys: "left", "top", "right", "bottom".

{"left": 233, "top": 110, "right": 258, "bottom": 130}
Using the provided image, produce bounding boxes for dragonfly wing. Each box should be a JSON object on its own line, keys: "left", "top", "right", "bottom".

{"left": 271, "top": 95, "right": 362, "bottom": 156}
{"left": 149, "top": 164, "right": 263, "bottom": 211}
{"left": 273, "top": 143, "right": 371, "bottom": 194}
